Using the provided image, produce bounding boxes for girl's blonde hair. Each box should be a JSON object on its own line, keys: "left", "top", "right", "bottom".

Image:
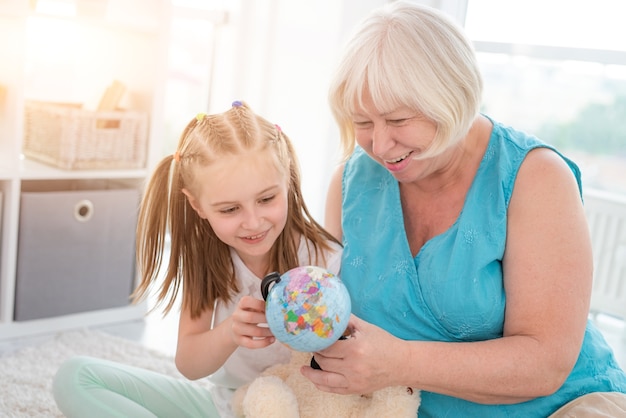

{"left": 132, "top": 101, "right": 340, "bottom": 318}
{"left": 329, "top": 1, "right": 483, "bottom": 160}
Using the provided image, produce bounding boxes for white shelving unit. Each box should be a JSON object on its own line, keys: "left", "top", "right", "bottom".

{"left": 0, "top": 0, "right": 169, "bottom": 339}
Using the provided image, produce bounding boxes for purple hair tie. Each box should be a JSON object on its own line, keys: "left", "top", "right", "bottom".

{"left": 232, "top": 100, "right": 243, "bottom": 107}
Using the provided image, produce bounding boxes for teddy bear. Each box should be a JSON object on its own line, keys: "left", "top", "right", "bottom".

{"left": 231, "top": 350, "right": 420, "bottom": 418}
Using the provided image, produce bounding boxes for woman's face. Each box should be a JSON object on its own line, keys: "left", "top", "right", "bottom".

{"left": 185, "top": 150, "right": 289, "bottom": 274}
{"left": 352, "top": 90, "right": 440, "bottom": 183}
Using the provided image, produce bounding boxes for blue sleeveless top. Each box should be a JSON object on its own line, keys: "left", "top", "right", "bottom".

{"left": 341, "top": 118, "right": 626, "bottom": 417}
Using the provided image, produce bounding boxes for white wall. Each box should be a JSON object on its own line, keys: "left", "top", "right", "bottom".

{"left": 206, "top": 0, "right": 386, "bottom": 221}
{"left": 94, "top": 0, "right": 469, "bottom": 220}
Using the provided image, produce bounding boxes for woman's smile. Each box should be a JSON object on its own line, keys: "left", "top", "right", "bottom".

{"left": 383, "top": 151, "right": 414, "bottom": 172}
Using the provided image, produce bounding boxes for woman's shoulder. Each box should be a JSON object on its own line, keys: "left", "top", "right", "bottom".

{"left": 514, "top": 147, "right": 583, "bottom": 202}
{"left": 484, "top": 116, "right": 582, "bottom": 195}
{"left": 486, "top": 116, "right": 546, "bottom": 150}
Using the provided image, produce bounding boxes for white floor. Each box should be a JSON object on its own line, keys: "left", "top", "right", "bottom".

{"left": 98, "top": 304, "right": 181, "bottom": 357}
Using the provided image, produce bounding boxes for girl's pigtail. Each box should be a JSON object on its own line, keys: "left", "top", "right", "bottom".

{"left": 132, "top": 155, "right": 178, "bottom": 308}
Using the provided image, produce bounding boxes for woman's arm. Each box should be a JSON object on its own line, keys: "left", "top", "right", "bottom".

{"left": 304, "top": 148, "right": 593, "bottom": 404}
{"left": 175, "top": 295, "right": 276, "bottom": 380}
{"left": 324, "top": 163, "right": 345, "bottom": 241}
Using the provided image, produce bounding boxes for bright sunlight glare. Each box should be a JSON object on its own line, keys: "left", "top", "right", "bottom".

{"left": 465, "top": 0, "right": 626, "bottom": 52}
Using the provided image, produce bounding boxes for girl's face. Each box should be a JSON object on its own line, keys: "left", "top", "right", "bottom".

{"left": 184, "top": 150, "right": 289, "bottom": 276}
{"left": 352, "top": 90, "right": 440, "bottom": 183}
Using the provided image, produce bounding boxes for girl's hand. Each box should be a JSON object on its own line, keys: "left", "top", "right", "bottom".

{"left": 230, "top": 295, "right": 276, "bottom": 349}
{"left": 300, "top": 315, "right": 405, "bottom": 394}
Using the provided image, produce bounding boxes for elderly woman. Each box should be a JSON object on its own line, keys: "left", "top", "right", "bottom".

{"left": 302, "top": 2, "right": 626, "bottom": 416}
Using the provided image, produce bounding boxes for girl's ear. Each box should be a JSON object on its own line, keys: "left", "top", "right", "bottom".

{"left": 181, "top": 188, "right": 207, "bottom": 219}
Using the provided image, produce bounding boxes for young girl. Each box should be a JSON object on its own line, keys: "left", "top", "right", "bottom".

{"left": 53, "top": 101, "right": 342, "bottom": 418}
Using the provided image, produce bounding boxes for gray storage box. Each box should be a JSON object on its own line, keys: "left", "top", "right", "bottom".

{"left": 15, "top": 184, "right": 139, "bottom": 321}
{"left": 0, "top": 190, "right": 3, "bottom": 277}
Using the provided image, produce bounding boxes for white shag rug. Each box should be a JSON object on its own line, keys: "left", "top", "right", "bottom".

{"left": 0, "top": 329, "right": 190, "bottom": 417}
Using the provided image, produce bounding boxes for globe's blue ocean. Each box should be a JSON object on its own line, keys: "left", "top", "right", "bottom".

{"left": 264, "top": 266, "right": 351, "bottom": 352}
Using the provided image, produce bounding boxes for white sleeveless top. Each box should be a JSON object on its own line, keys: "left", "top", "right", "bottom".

{"left": 208, "top": 236, "right": 342, "bottom": 417}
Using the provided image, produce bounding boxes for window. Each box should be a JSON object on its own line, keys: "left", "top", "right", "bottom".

{"left": 162, "top": 0, "right": 230, "bottom": 155}
{"left": 464, "top": 0, "right": 626, "bottom": 195}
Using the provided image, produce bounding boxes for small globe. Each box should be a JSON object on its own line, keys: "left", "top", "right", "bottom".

{"left": 263, "top": 266, "right": 351, "bottom": 352}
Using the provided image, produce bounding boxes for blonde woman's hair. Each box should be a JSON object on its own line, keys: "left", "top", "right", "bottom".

{"left": 132, "top": 102, "right": 340, "bottom": 318}
{"left": 329, "top": 1, "right": 483, "bottom": 160}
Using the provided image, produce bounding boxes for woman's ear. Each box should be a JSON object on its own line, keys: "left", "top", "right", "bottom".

{"left": 181, "top": 188, "right": 207, "bottom": 219}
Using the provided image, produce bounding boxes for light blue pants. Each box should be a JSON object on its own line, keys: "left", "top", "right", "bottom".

{"left": 53, "top": 356, "right": 220, "bottom": 418}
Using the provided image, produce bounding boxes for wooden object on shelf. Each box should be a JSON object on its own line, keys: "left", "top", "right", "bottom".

{"left": 97, "top": 79, "right": 126, "bottom": 111}
{"left": 96, "top": 80, "right": 126, "bottom": 128}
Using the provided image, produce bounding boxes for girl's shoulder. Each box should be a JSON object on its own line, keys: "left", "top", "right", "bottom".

{"left": 297, "top": 236, "right": 343, "bottom": 276}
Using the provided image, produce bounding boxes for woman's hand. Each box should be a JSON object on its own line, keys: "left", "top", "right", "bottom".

{"left": 230, "top": 295, "right": 276, "bottom": 349}
{"left": 300, "top": 315, "right": 406, "bottom": 394}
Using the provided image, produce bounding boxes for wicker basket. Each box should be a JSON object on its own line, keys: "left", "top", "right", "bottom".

{"left": 23, "top": 101, "right": 149, "bottom": 170}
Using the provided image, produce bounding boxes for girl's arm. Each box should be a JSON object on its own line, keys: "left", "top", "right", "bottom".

{"left": 175, "top": 295, "right": 275, "bottom": 380}
{"left": 305, "top": 148, "right": 593, "bottom": 403}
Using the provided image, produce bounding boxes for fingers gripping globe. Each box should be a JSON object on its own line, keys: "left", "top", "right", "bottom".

{"left": 261, "top": 266, "right": 351, "bottom": 352}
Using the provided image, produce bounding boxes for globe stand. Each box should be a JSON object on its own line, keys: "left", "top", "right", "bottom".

{"left": 261, "top": 271, "right": 282, "bottom": 301}
{"left": 310, "top": 330, "right": 350, "bottom": 370}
